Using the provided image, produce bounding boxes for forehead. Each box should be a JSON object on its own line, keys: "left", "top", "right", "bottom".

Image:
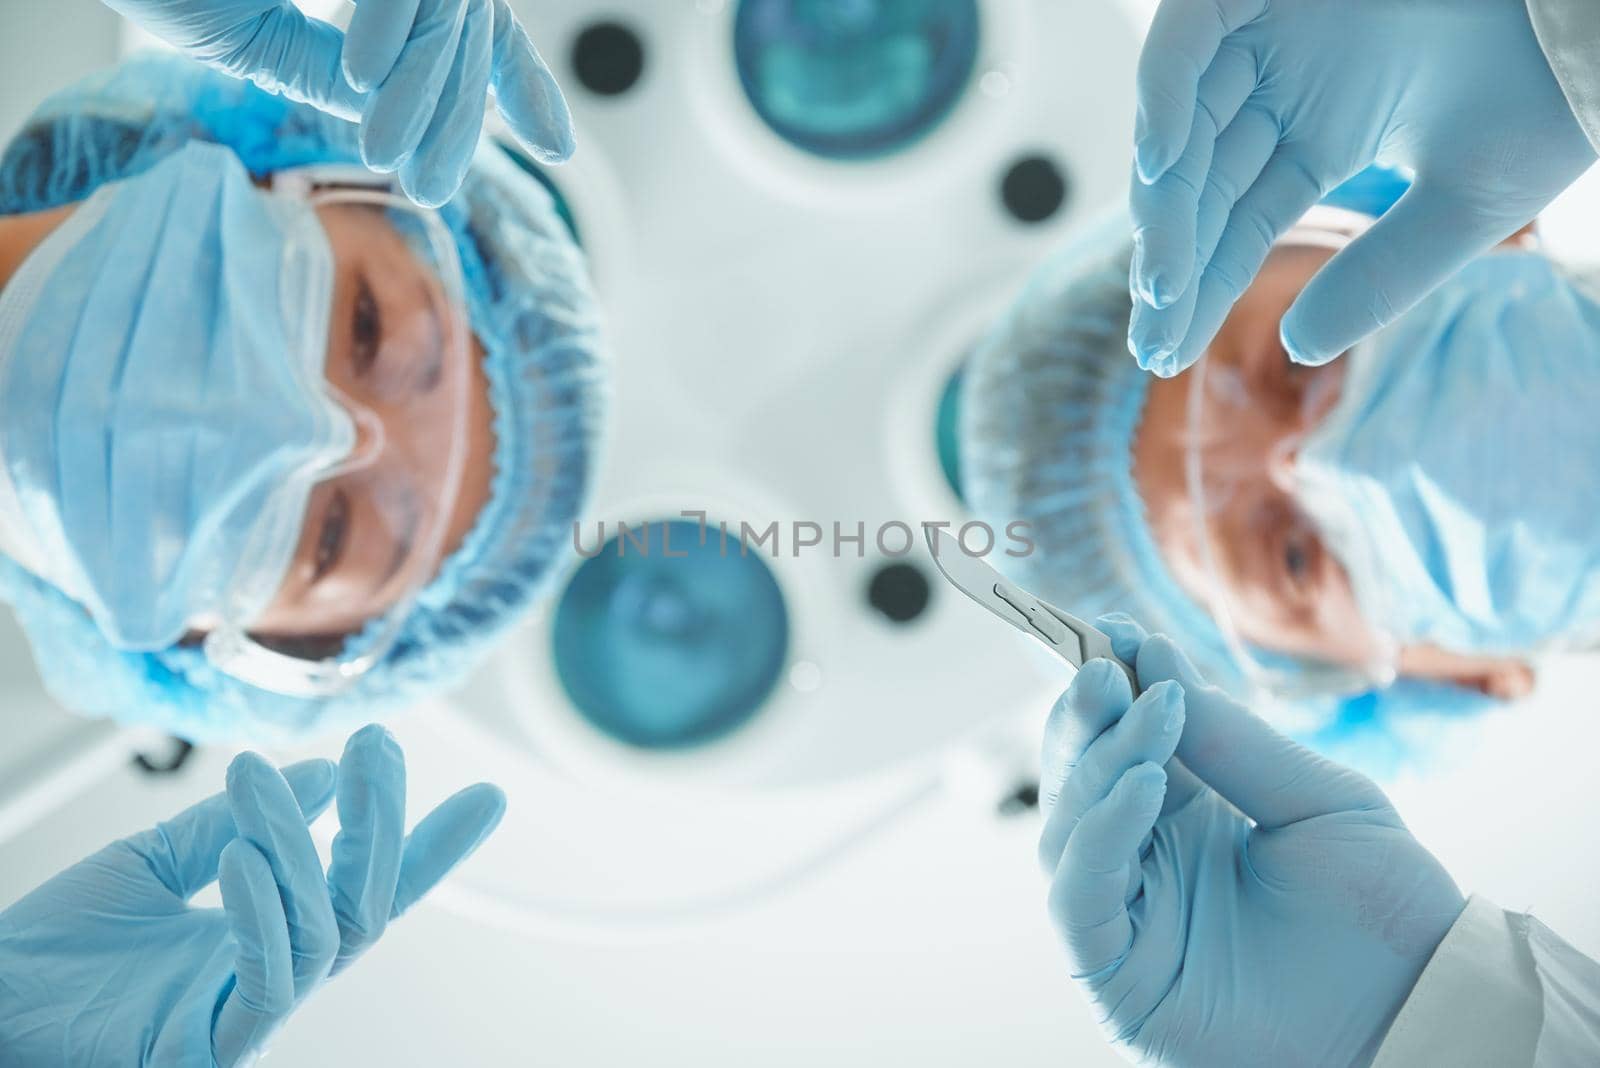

{"left": 1216, "top": 243, "right": 1337, "bottom": 348}
{"left": 315, "top": 200, "right": 428, "bottom": 268}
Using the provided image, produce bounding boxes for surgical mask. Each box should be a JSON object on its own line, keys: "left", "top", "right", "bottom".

{"left": 1295, "top": 251, "right": 1600, "bottom": 657}
{"left": 0, "top": 144, "right": 474, "bottom": 697}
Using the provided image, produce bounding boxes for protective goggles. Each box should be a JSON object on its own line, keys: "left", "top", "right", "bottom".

{"left": 1177, "top": 209, "right": 1398, "bottom": 698}
{"left": 203, "top": 165, "right": 472, "bottom": 698}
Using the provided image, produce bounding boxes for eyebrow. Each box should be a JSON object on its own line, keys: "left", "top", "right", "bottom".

{"left": 414, "top": 276, "right": 446, "bottom": 394}
{"left": 378, "top": 485, "right": 421, "bottom": 593}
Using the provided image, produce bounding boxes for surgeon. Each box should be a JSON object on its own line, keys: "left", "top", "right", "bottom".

{"left": 0, "top": 724, "right": 502, "bottom": 1066}
{"left": 1039, "top": 617, "right": 1600, "bottom": 1065}
{"left": 98, "top": 0, "right": 574, "bottom": 207}
{"left": 962, "top": 176, "right": 1600, "bottom": 743}
{"left": 0, "top": 55, "right": 607, "bottom": 742}
{"left": 1126, "top": 0, "right": 1600, "bottom": 375}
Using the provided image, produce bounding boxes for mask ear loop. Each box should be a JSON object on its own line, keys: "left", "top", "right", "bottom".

{"left": 1182, "top": 356, "right": 1265, "bottom": 692}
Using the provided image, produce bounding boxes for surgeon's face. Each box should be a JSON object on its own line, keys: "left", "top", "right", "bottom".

{"left": 246, "top": 202, "right": 495, "bottom": 640}
{"left": 1133, "top": 240, "right": 1535, "bottom": 695}
{"left": 1132, "top": 244, "right": 1385, "bottom": 667}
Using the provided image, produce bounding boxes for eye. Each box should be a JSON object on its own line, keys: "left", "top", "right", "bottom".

{"left": 418, "top": 342, "right": 445, "bottom": 394}
{"left": 312, "top": 488, "right": 351, "bottom": 582}
{"left": 1283, "top": 530, "right": 1313, "bottom": 590}
{"left": 351, "top": 278, "right": 381, "bottom": 377}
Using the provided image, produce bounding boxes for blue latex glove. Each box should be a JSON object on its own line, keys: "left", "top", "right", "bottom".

{"left": 0, "top": 724, "right": 505, "bottom": 1066}
{"left": 1039, "top": 616, "right": 1465, "bottom": 1067}
{"left": 1126, "top": 0, "right": 1596, "bottom": 377}
{"left": 101, "top": 0, "right": 574, "bottom": 206}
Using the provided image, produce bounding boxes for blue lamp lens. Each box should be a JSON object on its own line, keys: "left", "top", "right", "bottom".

{"left": 936, "top": 365, "right": 965, "bottom": 502}
{"left": 734, "top": 0, "right": 980, "bottom": 160}
{"left": 553, "top": 520, "right": 790, "bottom": 750}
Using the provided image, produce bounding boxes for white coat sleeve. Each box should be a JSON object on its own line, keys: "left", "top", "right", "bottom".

{"left": 1527, "top": 0, "right": 1600, "bottom": 153}
{"left": 1370, "top": 895, "right": 1600, "bottom": 1068}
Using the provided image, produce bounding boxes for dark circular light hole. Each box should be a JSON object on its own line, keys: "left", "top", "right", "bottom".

{"left": 133, "top": 738, "right": 195, "bottom": 776}
{"left": 867, "top": 561, "right": 931, "bottom": 624}
{"left": 1001, "top": 154, "right": 1069, "bottom": 224}
{"left": 572, "top": 20, "right": 646, "bottom": 97}
{"left": 997, "top": 780, "right": 1040, "bottom": 816}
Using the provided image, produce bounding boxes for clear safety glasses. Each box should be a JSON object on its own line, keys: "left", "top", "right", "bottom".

{"left": 202, "top": 167, "right": 472, "bottom": 697}
{"left": 1178, "top": 214, "right": 1399, "bottom": 699}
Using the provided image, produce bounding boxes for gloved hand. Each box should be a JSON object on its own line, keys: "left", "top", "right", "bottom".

{"left": 0, "top": 724, "right": 505, "bottom": 1067}
{"left": 1039, "top": 615, "right": 1465, "bottom": 1067}
{"left": 101, "top": 0, "right": 574, "bottom": 207}
{"left": 1126, "top": 0, "right": 1596, "bottom": 377}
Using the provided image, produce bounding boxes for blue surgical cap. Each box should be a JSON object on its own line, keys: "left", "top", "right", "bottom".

{"left": 0, "top": 55, "right": 608, "bottom": 742}
{"left": 1322, "top": 165, "right": 1411, "bottom": 219}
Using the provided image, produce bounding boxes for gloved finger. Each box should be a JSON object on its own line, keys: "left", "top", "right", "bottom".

{"left": 1123, "top": 839, "right": 1150, "bottom": 907}
{"left": 212, "top": 840, "right": 293, "bottom": 1067}
{"left": 1280, "top": 182, "right": 1521, "bottom": 365}
{"left": 1095, "top": 856, "right": 1184, "bottom": 1025}
{"left": 127, "top": 758, "right": 336, "bottom": 900}
{"left": 1134, "top": 0, "right": 1268, "bottom": 183}
{"left": 227, "top": 753, "right": 340, "bottom": 996}
{"left": 229, "top": 4, "right": 366, "bottom": 121}
{"left": 344, "top": 0, "right": 427, "bottom": 93}
{"left": 1040, "top": 658, "right": 1136, "bottom": 812}
{"left": 1095, "top": 613, "right": 1148, "bottom": 668}
{"left": 1130, "top": 102, "right": 1279, "bottom": 365}
{"left": 391, "top": 782, "right": 507, "bottom": 919}
{"left": 1048, "top": 763, "right": 1168, "bottom": 982}
{"left": 489, "top": 0, "right": 575, "bottom": 164}
{"left": 1090, "top": 615, "right": 1213, "bottom": 817}
{"left": 361, "top": 0, "right": 467, "bottom": 172}
{"left": 1144, "top": 147, "right": 1325, "bottom": 377}
{"left": 401, "top": 0, "right": 493, "bottom": 208}
{"left": 326, "top": 725, "right": 406, "bottom": 977}
{"left": 1130, "top": 42, "right": 1258, "bottom": 308}
{"left": 1038, "top": 680, "right": 1184, "bottom": 874}
{"left": 1134, "top": 633, "right": 1392, "bottom": 827}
